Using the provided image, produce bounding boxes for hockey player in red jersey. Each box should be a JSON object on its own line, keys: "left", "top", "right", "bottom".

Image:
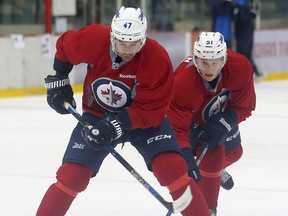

{"left": 167, "top": 32, "right": 256, "bottom": 215}
{"left": 36, "top": 6, "right": 209, "bottom": 216}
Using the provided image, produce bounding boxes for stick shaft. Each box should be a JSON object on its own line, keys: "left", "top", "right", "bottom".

{"left": 196, "top": 145, "right": 209, "bottom": 166}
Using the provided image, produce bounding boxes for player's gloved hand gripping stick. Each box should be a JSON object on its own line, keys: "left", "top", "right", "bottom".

{"left": 63, "top": 102, "right": 192, "bottom": 215}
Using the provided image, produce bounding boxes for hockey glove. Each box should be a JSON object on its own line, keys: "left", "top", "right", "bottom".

{"left": 181, "top": 147, "right": 201, "bottom": 183}
{"left": 199, "top": 110, "right": 238, "bottom": 150}
{"left": 81, "top": 113, "right": 124, "bottom": 150}
{"left": 45, "top": 75, "right": 76, "bottom": 114}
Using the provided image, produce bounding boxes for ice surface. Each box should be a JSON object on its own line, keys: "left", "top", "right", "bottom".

{"left": 1, "top": 80, "right": 288, "bottom": 216}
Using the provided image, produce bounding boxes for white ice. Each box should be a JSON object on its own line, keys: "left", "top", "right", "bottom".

{"left": 1, "top": 80, "right": 288, "bottom": 216}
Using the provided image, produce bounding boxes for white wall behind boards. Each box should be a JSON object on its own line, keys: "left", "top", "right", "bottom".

{"left": 254, "top": 29, "right": 288, "bottom": 74}
{"left": 0, "top": 29, "right": 287, "bottom": 90}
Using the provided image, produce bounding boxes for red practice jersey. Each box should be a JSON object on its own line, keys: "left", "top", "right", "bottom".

{"left": 167, "top": 49, "right": 256, "bottom": 149}
{"left": 54, "top": 24, "right": 174, "bottom": 129}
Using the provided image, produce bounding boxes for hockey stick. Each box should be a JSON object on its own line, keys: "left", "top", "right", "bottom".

{"left": 63, "top": 102, "right": 192, "bottom": 214}
{"left": 196, "top": 144, "right": 209, "bottom": 166}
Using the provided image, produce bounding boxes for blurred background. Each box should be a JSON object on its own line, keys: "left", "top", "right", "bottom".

{"left": 0, "top": 0, "right": 287, "bottom": 96}
{"left": 1, "top": 0, "right": 287, "bottom": 33}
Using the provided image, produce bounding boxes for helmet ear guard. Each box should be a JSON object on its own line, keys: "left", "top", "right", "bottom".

{"left": 110, "top": 6, "right": 147, "bottom": 53}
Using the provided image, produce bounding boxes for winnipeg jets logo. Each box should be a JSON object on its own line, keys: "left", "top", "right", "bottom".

{"left": 92, "top": 78, "right": 132, "bottom": 112}
{"left": 202, "top": 89, "right": 230, "bottom": 123}
{"left": 138, "top": 11, "right": 144, "bottom": 21}
{"left": 219, "top": 35, "right": 224, "bottom": 44}
{"left": 101, "top": 82, "right": 123, "bottom": 106}
{"left": 115, "top": 10, "right": 120, "bottom": 18}
{"left": 211, "top": 95, "right": 226, "bottom": 114}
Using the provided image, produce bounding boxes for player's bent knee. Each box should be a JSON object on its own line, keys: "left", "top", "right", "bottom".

{"left": 151, "top": 152, "right": 190, "bottom": 192}
{"left": 226, "top": 145, "right": 243, "bottom": 164}
{"left": 56, "top": 163, "right": 94, "bottom": 196}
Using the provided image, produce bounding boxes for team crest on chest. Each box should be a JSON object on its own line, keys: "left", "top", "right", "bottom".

{"left": 92, "top": 78, "right": 132, "bottom": 112}
{"left": 202, "top": 89, "right": 230, "bottom": 123}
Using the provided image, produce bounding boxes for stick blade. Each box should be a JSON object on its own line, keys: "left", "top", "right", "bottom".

{"left": 172, "top": 185, "right": 193, "bottom": 213}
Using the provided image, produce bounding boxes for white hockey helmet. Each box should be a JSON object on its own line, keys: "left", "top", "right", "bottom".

{"left": 111, "top": 6, "right": 147, "bottom": 52}
{"left": 193, "top": 32, "right": 227, "bottom": 60}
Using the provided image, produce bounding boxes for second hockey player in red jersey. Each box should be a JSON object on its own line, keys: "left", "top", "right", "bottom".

{"left": 167, "top": 32, "right": 256, "bottom": 215}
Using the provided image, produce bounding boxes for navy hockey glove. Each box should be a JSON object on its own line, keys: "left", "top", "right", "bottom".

{"left": 199, "top": 110, "right": 238, "bottom": 150}
{"left": 181, "top": 148, "right": 201, "bottom": 183}
{"left": 45, "top": 75, "right": 76, "bottom": 114}
{"left": 81, "top": 113, "right": 124, "bottom": 150}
